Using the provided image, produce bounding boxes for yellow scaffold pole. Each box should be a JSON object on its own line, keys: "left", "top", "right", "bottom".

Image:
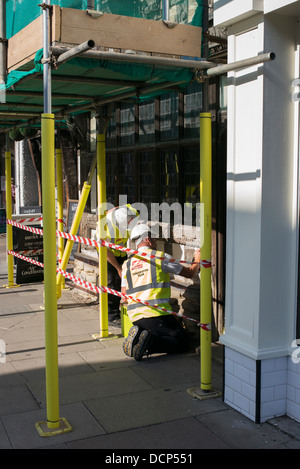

{"left": 96, "top": 133, "right": 108, "bottom": 338}
{"left": 200, "top": 112, "right": 212, "bottom": 391}
{"left": 36, "top": 115, "right": 72, "bottom": 436}
{"left": 187, "top": 112, "right": 221, "bottom": 400}
{"left": 35, "top": 115, "right": 71, "bottom": 436}
{"left": 35, "top": 0, "right": 71, "bottom": 436}
{"left": 56, "top": 147, "right": 65, "bottom": 289}
{"left": 41, "top": 113, "right": 60, "bottom": 427}
{"left": 4, "top": 148, "right": 19, "bottom": 288}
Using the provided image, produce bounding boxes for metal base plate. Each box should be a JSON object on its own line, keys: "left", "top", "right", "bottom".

{"left": 187, "top": 387, "right": 222, "bottom": 401}
{"left": 92, "top": 332, "right": 122, "bottom": 341}
{"left": 35, "top": 417, "right": 72, "bottom": 437}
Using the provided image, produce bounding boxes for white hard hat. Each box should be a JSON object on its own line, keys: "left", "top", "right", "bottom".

{"left": 130, "top": 223, "right": 150, "bottom": 242}
{"left": 113, "top": 205, "right": 138, "bottom": 231}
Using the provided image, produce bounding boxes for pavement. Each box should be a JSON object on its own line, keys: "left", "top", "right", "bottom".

{"left": 1, "top": 233, "right": 300, "bottom": 452}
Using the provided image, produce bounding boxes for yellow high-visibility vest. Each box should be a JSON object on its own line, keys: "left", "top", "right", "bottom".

{"left": 123, "top": 247, "right": 171, "bottom": 321}
{"left": 105, "top": 210, "right": 128, "bottom": 257}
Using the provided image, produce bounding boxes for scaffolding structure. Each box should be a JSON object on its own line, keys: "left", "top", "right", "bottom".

{"left": 1, "top": 0, "right": 275, "bottom": 436}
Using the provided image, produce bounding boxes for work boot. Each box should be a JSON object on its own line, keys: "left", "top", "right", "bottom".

{"left": 132, "top": 330, "right": 151, "bottom": 361}
{"left": 123, "top": 325, "right": 140, "bottom": 357}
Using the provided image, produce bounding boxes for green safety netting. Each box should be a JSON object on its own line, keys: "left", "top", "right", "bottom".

{"left": 0, "top": 47, "right": 197, "bottom": 130}
{"left": 6, "top": 0, "right": 203, "bottom": 39}
{"left": 2, "top": 48, "right": 193, "bottom": 92}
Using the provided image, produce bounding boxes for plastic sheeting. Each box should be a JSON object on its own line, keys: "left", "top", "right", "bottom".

{"left": 6, "top": 0, "right": 203, "bottom": 39}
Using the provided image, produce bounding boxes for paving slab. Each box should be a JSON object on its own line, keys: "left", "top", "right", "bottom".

{"left": 11, "top": 350, "right": 94, "bottom": 382}
{"left": 67, "top": 416, "right": 230, "bottom": 449}
{"left": 1, "top": 402, "right": 106, "bottom": 449}
{"left": 196, "top": 409, "right": 295, "bottom": 449}
{"left": 79, "top": 345, "right": 139, "bottom": 371}
{"left": 0, "top": 383, "right": 40, "bottom": 417}
{"left": 27, "top": 366, "right": 153, "bottom": 408}
{"left": 84, "top": 386, "right": 226, "bottom": 433}
{"left": 131, "top": 353, "right": 201, "bottom": 388}
{"left": 0, "top": 419, "right": 12, "bottom": 449}
{"left": 0, "top": 361, "right": 26, "bottom": 385}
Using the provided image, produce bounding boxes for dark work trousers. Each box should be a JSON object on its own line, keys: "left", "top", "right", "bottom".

{"left": 134, "top": 314, "right": 189, "bottom": 355}
{"left": 107, "top": 255, "right": 126, "bottom": 319}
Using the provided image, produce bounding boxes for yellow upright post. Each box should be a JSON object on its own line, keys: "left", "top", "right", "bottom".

{"left": 4, "top": 150, "right": 19, "bottom": 288}
{"left": 35, "top": 0, "right": 71, "bottom": 437}
{"left": 199, "top": 112, "right": 212, "bottom": 391}
{"left": 41, "top": 113, "right": 59, "bottom": 428}
{"left": 56, "top": 148, "right": 65, "bottom": 289}
{"left": 187, "top": 112, "right": 221, "bottom": 401}
{"left": 35, "top": 114, "right": 72, "bottom": 436}
{"left": 97, "top": 133, "right": 108, "bottom": 338}
{"left": 42, "top": 114, "right": 60, "bottom": 429}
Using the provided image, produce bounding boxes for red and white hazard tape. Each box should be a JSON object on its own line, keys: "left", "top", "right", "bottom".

{"left": 13, "top": 216, "right": 66, "bottom": 226}
{"left": 7, "top": 218, "right": 211, "bottom": 269}
{"left": 12, "top": 216, "right": 43, "bottom": 224}
{"left": 7, "top": 249, "right": 210, "bottom": 331}
{"left": 14, "top": 249, "right": 44, "bottom": 256}
{"left": 8, "top": 250, "right": 44, "bottom": 268}
{"left": 7, "top": 219, "right": 43, "bottom": 236}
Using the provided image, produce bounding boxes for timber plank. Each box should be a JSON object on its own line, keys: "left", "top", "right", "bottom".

{"left": 7, "top": 5, "right": 61, "bottom": 72}
{"left": 7, "top": 15, "right": 43, "bottom": 71}
{"left": 60, "top": 8, "right": 202, "bottom": 57}
{"left": 7, "top": 6, "right": 201, "bottom": 72}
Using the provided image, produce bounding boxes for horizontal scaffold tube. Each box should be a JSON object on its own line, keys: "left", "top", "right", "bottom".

{"left": 51, "top": 45, "right": 216, "bottom": 70}
{"left": 54, "top": 40, "right": 95, "bottom": 66}
{"left": 205, "top": 52, "right": 275, "bottom": 76}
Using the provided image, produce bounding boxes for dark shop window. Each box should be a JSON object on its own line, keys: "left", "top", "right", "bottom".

{"left": 159, "top": 149, "right": 180, "bottom": 204}
{"left": 184, "top": 83, "right": 202, "bottom": 138}
{"left": 106, "top": 153, "right": 117, "bottom": 206}
{"left": 139, "top": 151, "right": 156, "bottom": 209}
{"left": 183, "top": 146, "right": 200, "bottom": 225}
{"left": 119, "top": 152, "right": 135, "bottom": 203}
{"left": 106, "top": 108, "right": 117, "bottom": 149}
{"left": 139, "top": 100, "right": 155, "bottom": 144}
{"left": 120, "top": 103, "right": 135, "bottom": 146}
{"left": 160, "top": 92, "right": 179, "bottom": 141}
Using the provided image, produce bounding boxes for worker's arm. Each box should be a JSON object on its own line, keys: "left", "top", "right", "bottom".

{"left": 121, "top": 286, "right": 127, "bottom": 304}
{"left": 179, "top": 249, "right": 201, "bottom": 279}
{"left": 106, "top": 249, "right": 123, "bottom": 277}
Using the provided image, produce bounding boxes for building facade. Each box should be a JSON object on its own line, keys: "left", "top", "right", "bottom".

{"left": 214, "top": 0, "right": 300, "bottom": 422}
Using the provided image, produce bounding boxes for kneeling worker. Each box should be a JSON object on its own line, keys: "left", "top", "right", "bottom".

{"left": 96, "top": 204, "right": 139, "bottom": 324}
{"left": 121, "top": 223, "right": 201, "bottom": 361}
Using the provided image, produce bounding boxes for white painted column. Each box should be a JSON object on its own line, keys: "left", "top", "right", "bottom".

{"left": 221, "top": 17, "right": 265, "bottom": 358}
{"left": 221, "top": 13, "right": 299, "bottom": 422}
